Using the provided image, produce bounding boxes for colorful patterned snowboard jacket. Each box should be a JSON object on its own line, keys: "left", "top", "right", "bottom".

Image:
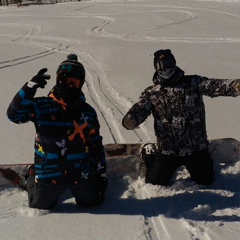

{"left": 125, "top": 67, "right": 239, "bottom": 156}
{"left": 7, "top": 84, "right": 106, "bottom": 184}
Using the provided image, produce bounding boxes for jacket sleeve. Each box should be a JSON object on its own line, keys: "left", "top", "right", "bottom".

{"left": 125, "top": 87, "right": 153, "bottom": 126}
{"left": 88, "top": 110, "right": 107, "bottom": 176}
{"left": 7, "top": 83, "right": 36, "bottom": 124}
{"left": 198, "top": 76, "right": 240, "bottom": 98}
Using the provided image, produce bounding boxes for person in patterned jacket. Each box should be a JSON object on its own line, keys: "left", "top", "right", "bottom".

{"left": 7, "top": 54, "right": 107, "bottom": 209}
{"left": 122, "top": 49, "right": 240, "bottom": 186}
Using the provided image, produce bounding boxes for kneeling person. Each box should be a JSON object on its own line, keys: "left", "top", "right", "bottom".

{"left": 7, "top": 54, "right": 107, "bottom": 209}
{"left": 123, "top": 49, "right": 240, "bottom": 186}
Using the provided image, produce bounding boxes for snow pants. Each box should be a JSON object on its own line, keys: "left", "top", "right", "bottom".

{"left": 26, "top": 173, "right": 105, "bottom": 210}
{"left": 145, "top": 149, "right": 215, "bottom": 186}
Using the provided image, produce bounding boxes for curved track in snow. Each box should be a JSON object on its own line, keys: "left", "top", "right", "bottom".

{"left": 1, "top": 3, "right": 240, "bottom": 144}
{"left": 0, "top": 21, "right": 150, "bottom": 144}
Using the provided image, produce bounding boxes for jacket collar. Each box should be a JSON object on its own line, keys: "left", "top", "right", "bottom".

{"left": 48, "top": 86, "right": 86, "bottom": 110}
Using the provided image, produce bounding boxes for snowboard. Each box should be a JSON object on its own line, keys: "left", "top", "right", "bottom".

{"left": 1, "top": 138, "right": 239, "bottom": 188}
{"left": 105, "top": 138, "right": 240, "bottom": 163}
{"left": 0, "top": 164, "right": 30, "bottom": 189}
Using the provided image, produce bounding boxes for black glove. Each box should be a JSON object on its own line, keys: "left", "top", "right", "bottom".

{"left": 98, "top": 173, "right": 108, "bottom": 194}
{"left": 27, "top": 68, "right": 51, "bottom": 89}
{"left": 122, "top": 113, "right": 138, "bottom": 130}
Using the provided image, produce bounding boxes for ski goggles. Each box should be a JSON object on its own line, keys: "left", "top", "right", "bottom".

{"left": 64, "top": 76, "right": 82, "bottom": 89}
{"left": 58, "top": 73, "right": 83, "bottom": 89}
{"left": 155, "top": 60, "right": 175, "bottom": 71}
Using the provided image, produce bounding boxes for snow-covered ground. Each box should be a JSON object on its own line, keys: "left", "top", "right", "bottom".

{"left": 0, "top": 0, "right": 240, "bottom": 239}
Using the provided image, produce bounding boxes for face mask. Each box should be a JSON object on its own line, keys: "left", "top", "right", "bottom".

{"left": 157, "top": 67, "right": 175, "bottom": 79}
{"left": 58, "top": 83, "right": 82, "bottom": 102}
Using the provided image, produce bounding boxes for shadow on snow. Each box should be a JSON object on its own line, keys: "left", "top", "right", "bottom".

{"left": 54, "top": 156, "right": 240, "bottom": 223}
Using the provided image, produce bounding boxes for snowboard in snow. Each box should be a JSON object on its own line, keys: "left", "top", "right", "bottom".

{"left": 1, "top": 138, "right": 239, "bottom": 188}
{"left": 0, "top": 164, "right": 30, "bottom": 188}
{"left": 105, "top": 138, "right": 240, "bottom": 163}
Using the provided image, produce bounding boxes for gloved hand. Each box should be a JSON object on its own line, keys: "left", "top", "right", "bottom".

{"left": 122, "top": 113, "right": 138, "bottom": 130}
{"left": 231, "top": 80, "right": 240, "bottom": 94}
{"left": 98, "top": 173, "right": 108, "bottom": 194}
{"left": 27, "top": 68, "right": 51, "bottom": 89}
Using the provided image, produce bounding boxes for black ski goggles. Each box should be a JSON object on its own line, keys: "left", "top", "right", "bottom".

{"left": 155, "top": 59, "right": 175, "bottom": 71}
{"left": 58, "top": 73, "right": 83, "bottom": 89}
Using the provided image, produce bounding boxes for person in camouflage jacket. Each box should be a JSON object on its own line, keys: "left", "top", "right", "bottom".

{"left": 7, "top": 54, "right": 107, "bottom": 209}
{"left": 122, "top": 49, "right": 240, "bottom": 186}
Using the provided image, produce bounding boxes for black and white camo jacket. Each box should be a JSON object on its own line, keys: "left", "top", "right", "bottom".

{"left": 125, "top": 67, "right": 239, "bottom": 156}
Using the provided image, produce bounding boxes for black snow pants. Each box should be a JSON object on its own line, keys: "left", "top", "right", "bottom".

{"left": 26, "top": 173, "right": 105, "bottom": 210}
{"left": 145, "top": 148, "right": 215, "bottom": 186}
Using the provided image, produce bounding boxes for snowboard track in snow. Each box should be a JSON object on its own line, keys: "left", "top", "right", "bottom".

{"left": 0, "top": 19, "right": 148, "bottom": 144}
{"left": 1, "top": 3, "right": 240, "bottom": 143}
{"left": 88, "top": 5, "right": 240, "bottom": 43}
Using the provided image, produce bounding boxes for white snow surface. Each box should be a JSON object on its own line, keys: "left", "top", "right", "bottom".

{"left": 0, "top": 0, "right": 240, "bottom": 239}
